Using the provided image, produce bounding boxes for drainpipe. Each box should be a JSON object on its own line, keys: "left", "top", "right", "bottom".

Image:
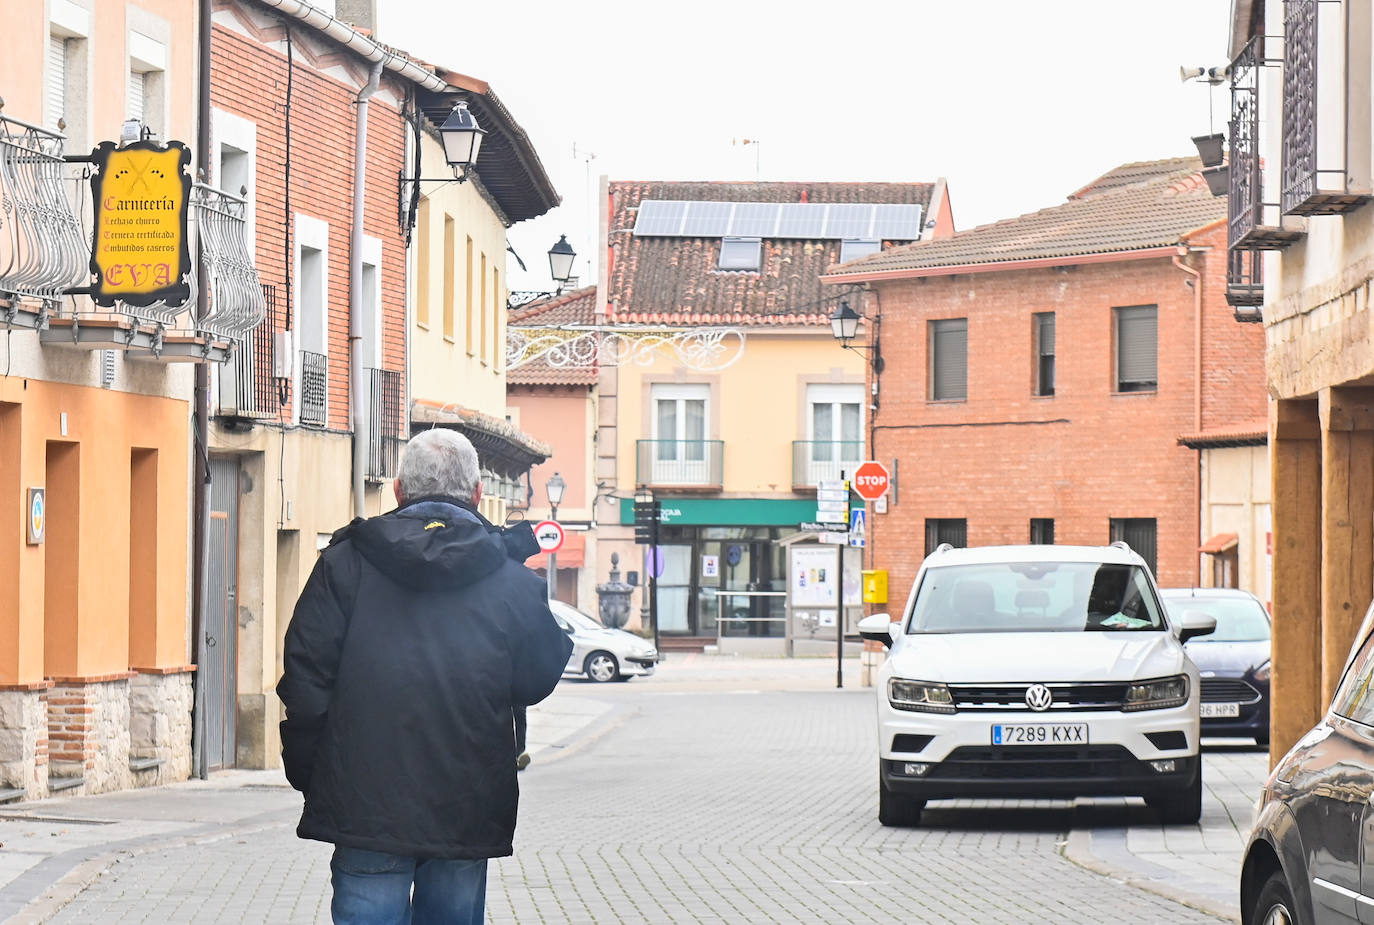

{"left": 1174, "top": 248, "right": 1203, "bottom": 585}
{"left": 350, "top": 62, "right": 382, "bottom": 519}
{"left": 191, "top": 0, "right": 213, "bottom": 781}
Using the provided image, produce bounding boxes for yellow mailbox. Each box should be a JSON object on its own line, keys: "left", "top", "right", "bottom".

{"left": 862, "top": 569, "right": 888, "bottom": 604}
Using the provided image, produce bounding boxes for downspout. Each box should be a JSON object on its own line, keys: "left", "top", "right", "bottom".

{"left": 1174, "top": 248, "right": 1203, "bottom": 585}
{"left": 191, "top": 0, "right": 213, "bottom": 781}
{"left": 351, "top": 61, "right": 382, "bottom": 519}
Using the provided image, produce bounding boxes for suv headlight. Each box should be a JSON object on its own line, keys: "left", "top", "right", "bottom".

{"left": 889, "top": 679, "right": 955, "bottom": 714}
{"left": 1122, "top": 675, "right": 1189, "bottom": 712}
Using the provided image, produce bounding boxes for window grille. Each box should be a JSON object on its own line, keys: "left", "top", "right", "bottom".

{"left": 299, "top": 350, "right": 327, "bottom": 427}
{"left": 367, "top": 368, "right": 403, "bottom": 480}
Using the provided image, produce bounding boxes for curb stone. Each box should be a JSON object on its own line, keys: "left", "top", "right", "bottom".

{"left": 1061, "top": 827, "right": 1239, "bottom": 923}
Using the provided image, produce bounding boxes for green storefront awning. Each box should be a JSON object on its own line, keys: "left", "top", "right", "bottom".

{"left": 617, "top": 496, "right": 861, "bottom": 527}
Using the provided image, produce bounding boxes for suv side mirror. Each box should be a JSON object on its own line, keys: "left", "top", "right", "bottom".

{"left": 858, "top": 613, "right": 897, "bottom": 647}
{"left": 1177, "top": 609, "right": 1217, "bottom": 643}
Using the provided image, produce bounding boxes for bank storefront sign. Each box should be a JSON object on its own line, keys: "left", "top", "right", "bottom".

{"left": 618, "top": 496, "right": 861, "bottom": 527}
{"left": 88, "top": 140, "right": 192, "bottom": 307}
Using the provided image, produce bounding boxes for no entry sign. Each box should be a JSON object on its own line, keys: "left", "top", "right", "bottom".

{"left": 534, "top": 520, "right": 565, "bottom": 553}
{"left": 852, "top": 461, "right": 891, "bottom": 501}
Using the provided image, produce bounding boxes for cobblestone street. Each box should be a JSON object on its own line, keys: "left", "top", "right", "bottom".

{"left": 0, "top": 656, "right": 1264, "bottom": 924}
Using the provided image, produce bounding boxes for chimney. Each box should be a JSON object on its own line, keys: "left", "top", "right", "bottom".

{"left": 335, "top": 0, "right": 378, "bottom": 31}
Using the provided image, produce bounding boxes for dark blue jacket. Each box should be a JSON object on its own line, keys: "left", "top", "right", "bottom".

{"left": 276, "top": 498, "right": 572, "bottom": 859}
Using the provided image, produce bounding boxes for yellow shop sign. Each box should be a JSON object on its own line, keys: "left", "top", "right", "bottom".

{"left": 89, "top": 140, "right": 192, "bottom": 308}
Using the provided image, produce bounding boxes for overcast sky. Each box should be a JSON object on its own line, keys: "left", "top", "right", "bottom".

{"left": 382, "top": 0, "right": 1234, "bottom": 294}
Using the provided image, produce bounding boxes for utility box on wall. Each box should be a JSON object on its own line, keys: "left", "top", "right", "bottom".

{"left": 862, "top": 569, "right": 887, "bottom": 604}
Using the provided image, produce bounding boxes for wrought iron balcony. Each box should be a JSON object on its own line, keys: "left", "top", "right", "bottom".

{"left": 792, "top": 440, "right": 864, "bottom": 489}
{"left": 367, "top": 367, "right": 404, "bottom": 481}
{"left": 300, "top": 350, "right": 328, "bottom": 427}
{"left": 1280, "top": 0, "right": 1371, "bottom": 216}
{"left": 1229, "top": 38, "right": 1304, "bottom": 250}
{"left": 217, "top": 284, "right": 281, "bottom": 420}
{"left": 635, "top": 439, "right": 724, "bottom": 489}
{"left": 0, "top": 112, "right": 87, "bottom": 328}
{"left": 1225, "top": 248, "right": 1264, "bottom": 318}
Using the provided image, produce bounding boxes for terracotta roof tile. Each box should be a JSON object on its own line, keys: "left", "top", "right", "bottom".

{"left": 1177, "top": 420, "right": 1269, "bottom": 448}
{"left": 606, "top": 180, "right": 935, "bottom": 325}
{"left": 509, "top": 286, "right": 597, "bottom": 326}
{"left": 826, "top": 158, "right": 1222, "bottom": 279}
{"left": 506, "top": 361, "right": 599, "bottom": 386}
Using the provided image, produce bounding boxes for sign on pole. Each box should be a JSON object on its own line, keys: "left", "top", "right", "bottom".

{"left": 849, "top": 508, "right": 866, "bottom": 548}
{"left": 852, "top": 461, "right": 891, "bottom": 502}
{"left": 89, "top": 140, "right": 192, "bottom": 308}
{"left": 533, "top": 520, "right": 565, "bottom": 553}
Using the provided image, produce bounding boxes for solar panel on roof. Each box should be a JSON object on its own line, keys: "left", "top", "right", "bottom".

{"left": 825, "top": 204, "right": 874, "bottom": 239}
{"left": 632, "top": 200, "right": 924, "bottom": 240}
{"left": 682, "top": 201, "right": 734, "bottom": 236}
{"left": 730, "top": 203, "right": 778, "bottom": 237}
{"left": 634, "top": 200, "right": 688, "bottom": 235}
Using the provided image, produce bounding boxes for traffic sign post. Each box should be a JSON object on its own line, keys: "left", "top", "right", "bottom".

{"left": 852, "top": 461, "right": 890, "bottom": 502}
{"left": 534, "top": 520, "right": 565, "bottom": 553}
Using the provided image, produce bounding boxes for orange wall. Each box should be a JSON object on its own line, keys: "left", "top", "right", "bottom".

{"left": 509, "top": 388, "right": 593, "bottom": 517}
{"left": 0, "top": 378, "right": 189, "bottom": 683}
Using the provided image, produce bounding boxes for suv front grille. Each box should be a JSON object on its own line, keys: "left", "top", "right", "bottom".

{"left": 934, "top": 745, "right": 1140, "bottom": 779}
{"left": 1200, "top": 678, "right": 1262, "bottom": 704}
{"left": 948, "top": 682, "right": 1128, "bottom": 712}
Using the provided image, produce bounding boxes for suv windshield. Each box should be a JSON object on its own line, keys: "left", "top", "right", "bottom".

{"left": 907, "top": 561, "right": 1166, "bottom": 634}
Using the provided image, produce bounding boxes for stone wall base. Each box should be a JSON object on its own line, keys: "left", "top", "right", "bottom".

{"left": 130, "top": 672, "right": 193, "bottom": 786}
{"left": 0, "top": 690, "right": 48, "bottom": 799}
{"left": 48, "top": 678, "right": 132, "bottom": 795}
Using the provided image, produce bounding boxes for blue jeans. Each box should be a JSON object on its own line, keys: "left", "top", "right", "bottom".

{"left": 330, "top": 845, "right": 487, "bottom": 925}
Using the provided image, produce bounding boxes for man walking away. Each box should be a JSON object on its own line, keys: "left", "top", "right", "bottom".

{"left": 277, "top": 429, "right": 573, "bottom": 925}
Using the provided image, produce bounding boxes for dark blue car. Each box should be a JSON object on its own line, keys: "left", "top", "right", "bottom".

{"left": 1161, "top": 588, "right": 1271, "bottom": 745}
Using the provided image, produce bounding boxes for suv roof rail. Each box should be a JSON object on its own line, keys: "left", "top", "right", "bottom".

{"left": 1109, "top": 540, "right": 1131, "bottom": 552}
{"left": 935, "top": 543, "right": 954, "bottom": 554}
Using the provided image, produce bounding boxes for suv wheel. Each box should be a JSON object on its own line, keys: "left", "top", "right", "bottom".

{"left": 1249, "top": 870, "right": 1295, "bottom": 925}
{"left": 878, "top": 767, "right": 925, "bottom": 827}
{"left": 1149, "top": 768, "right": 1202, "bottom": 824}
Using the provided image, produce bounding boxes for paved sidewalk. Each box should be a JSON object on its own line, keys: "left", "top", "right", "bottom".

{"left": 0, "top": 693, "right": 615, "bottom": 924}
{"left": 1063, "top": 741, "right": 1268, "bottom": 922}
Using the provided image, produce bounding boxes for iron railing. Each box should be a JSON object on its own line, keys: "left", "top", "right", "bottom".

{"left": 636, "top": 439, "right": 724, "bottom": 488}
{"left": 192, "top": 183, "right": 267, "bottom": 339}
{"left": 791, "top": 440, "right": 864, "bottom": 488}
{"left": 217, "top": 284, "right": 280, "bottom": 419}
{"left": 0, "top": 113, "right": 86, "bottom": 314}
{"left": 1229, "top": 38, "right": 1303, "bottom": 255}
{"left": 1226, "top": 248, "right": 1264, "bottom": 317}
{"left": 367, "top": 367, "right": 403, "bottom": 480}
{"left": 299, "top": 350, "right": 328, "bottom": 427}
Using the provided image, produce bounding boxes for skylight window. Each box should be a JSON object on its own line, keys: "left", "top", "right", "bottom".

{"left": 718, "top": 237, "right": 762, "bottom": 271}
{"left": 839, "top": 239, "right": 881, "bottom": 263}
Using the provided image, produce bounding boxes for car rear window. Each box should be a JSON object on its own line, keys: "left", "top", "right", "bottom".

{"left": 906, "top": 562, "right": 1166, "bottom": 634}
{"left": 1165, "top": 598, "right": 1270, "bottom": 642}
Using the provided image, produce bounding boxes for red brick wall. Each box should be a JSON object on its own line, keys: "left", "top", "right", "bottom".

{"left": 865, "top": 243, "right": 1267, "bottom": 606}
{"left": 211, "top": 22, "right": 408, "bottom": 431}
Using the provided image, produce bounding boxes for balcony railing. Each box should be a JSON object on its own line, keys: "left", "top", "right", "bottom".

{"left": 0, "top": 113, "right": 87, "bottom": 325}
{"left": 1226, "top": 248, "right": 1264, "bottom": 321}
{"left": 792, "top": 441, "right": 864, "bottom": 489}
{"left": 217, "top": 284, "right": 280, "bottom": 419}
{"left": 1229, "top": 38, "right": 1304, "bottom": 250}
{"left": 1280, "top": 0, "right": 1370, "bottom": 215}
{"left": 636, "top": 439, "right": 724, "bottom": 488}
{"left": 300, "top": 350, "right": 328, "bottom": 427}
{"left": 367, "top": 367, "right": 403, "bottom": 481}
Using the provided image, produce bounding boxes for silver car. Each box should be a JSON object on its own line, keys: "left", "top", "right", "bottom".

{"left": 550, "top": 600, "right": 660, "bottom": 683}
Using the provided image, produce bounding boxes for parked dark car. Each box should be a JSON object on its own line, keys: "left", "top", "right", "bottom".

{"left": 1241, "top": 599, "right": 1374, "bottom": 925}
{"left": 1162, "top": 588, "right": 1271, "bottom": 745}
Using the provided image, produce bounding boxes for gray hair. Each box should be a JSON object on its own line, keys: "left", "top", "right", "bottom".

{"left": 397, "top": 429, "right": 481, "bottom": 501}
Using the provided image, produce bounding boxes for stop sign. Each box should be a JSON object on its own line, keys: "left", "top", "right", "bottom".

{"left": 852, "top": 461, "right": 890, "bottom": 501}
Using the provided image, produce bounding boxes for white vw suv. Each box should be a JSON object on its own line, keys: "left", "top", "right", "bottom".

{"left": 858, "top": 543, "right": 1216, "bottom": 827}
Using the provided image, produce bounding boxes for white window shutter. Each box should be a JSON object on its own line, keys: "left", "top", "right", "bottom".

{"left": 127, "top": 69, "right": 145, "bottom": 123}
{"left": 46, "top": 36, "right": 66, "bottom": 131}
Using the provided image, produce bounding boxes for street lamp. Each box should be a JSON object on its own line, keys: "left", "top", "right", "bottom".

{"left": 548, "top": 236, "right": 577, "bottom": 291}
{"left": 829, "top": 300, "right": 861, "bottom": 344}
{"left": 439, "top": 101, "right": 487, "bottom": 181}
{"left": 545, "top": 471, "right": 566, "bottom": 601}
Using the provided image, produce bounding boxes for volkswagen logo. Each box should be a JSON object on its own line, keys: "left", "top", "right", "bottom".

{"left": 1025, "top": 684, "right": 1054, "bottom": 712}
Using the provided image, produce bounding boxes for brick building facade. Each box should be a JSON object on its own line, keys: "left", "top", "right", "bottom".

{"left": 825, "top": 159, "right": 1268, "bottom": 603}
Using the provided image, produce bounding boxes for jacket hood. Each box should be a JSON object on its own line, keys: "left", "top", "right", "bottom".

{"left": 346, "top": 498, "right": 509, "bottom": 591}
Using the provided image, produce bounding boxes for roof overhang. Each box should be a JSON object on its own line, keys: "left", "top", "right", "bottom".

{"left": 410, "top": 400, "right": 551, "bottom": 476}
{"left": 1199, "top": 532, "right": 1240, "bottom": 555}
{"left": 821, "top": 246, "right": 1181, "bottom": 285}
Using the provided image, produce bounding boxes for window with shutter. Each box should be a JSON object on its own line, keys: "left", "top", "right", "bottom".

{"left": 1115, "top": 305, "right": 1158, "bottom": 392}
{"left": 1034, "top": 312, "right": 1055, "bottom": 396}
{"left": 925, "top": 519, "right": 968, "bottom": 557}
{"left": 1110, "top": 518, "right": 1157, "bottom": 576}
{"left": 46, "top": 35, "right": 67, "bottom": 131}
{"left": 930, "top": 318, "right": 968, "bottom": 401}
{"left": 128, "top": 69, "right": 146, "bottom": 123}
